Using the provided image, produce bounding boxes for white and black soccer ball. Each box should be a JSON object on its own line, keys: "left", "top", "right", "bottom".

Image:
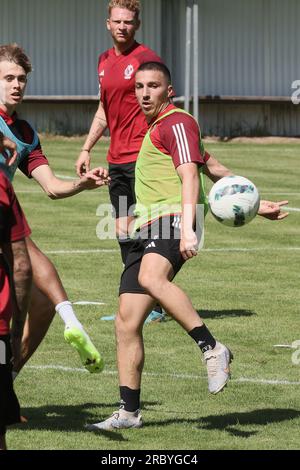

{"left": 208, "top": 175, "right": 260, "bottom": 227}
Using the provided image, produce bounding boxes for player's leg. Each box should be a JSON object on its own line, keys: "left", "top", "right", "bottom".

{"left": 86, "top": 246, "right": 155, "bottom": 431}
{"left": 86, "top": 292, "right": 154, "bottom": 431}
{"left": 139, "top": 250, "right": 233, "bottom": 394}
{"left": 108, "top": 163, "right": 137, "bottom": 265}
{"left": 0, "top": 335, "right": 21, "bottom": 450}
{"left": 13, "top": 283, "right": 55, "bottom": 373}
{"left": 20, "top": 238, "right": 103, "bottom": 373}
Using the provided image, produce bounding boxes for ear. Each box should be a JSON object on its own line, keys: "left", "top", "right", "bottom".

{"left": 106, "top": 18, "right": 111, "bottom": 31}
{"left": 167, "top": 85, "right": 174, "bottom": 98}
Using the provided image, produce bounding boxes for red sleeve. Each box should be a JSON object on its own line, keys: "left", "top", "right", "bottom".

{"left": 154, "top": 113, "right": 207, "bottom": 168}
{"left": 0, "top": 173, "right": 31, "bottom": 242}
{"left": 18, "top": 147, "right": 49, "bottom": 178}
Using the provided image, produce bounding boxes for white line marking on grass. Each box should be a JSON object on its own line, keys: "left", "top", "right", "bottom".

{"left": 235, "top": 377, "right": 300, "bottom": 386}
{"left": 283, "top": 207, "right": 300, "bottom": 212}
{"left": 16, "top": 190, "right": 42, "bottom": 193}
{"left": 45, "top": 249, "right": 119, "bottom": 254}
{"left": 25, "top": 365, "right": 300, "bottom": 386}
{"left": 73, "top": 301, "right": 106, "bottom": 306}
{"left": 44, "top": 247, "right": 300, "bottom": 255}
{"left": 260, "top": 192, "right": 300, "bottom": 196}
{"left": 56, "top": 174, "right": 74, "bottom": 180}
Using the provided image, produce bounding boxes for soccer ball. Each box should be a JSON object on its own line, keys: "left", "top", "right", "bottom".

{"left": 208, "top": 175, "right": 260, "bottom": 227}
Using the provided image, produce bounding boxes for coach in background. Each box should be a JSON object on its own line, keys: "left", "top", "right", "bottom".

{"left": 76, "top": 0, "right": 165, "bottom": 322}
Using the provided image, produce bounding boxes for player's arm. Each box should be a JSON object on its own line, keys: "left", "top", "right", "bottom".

{"left": 203, "top": 154, "right": 233, "bottom": 182}
{"left": 204, "top": 155, "right": 288, "bottom": 220}
{"left": 31, "top": 164, "right": 110, "bottom": 200}
{"left": 76, "top": 101, "right": 108, "bottom": 177}
{"left": 0, "top": 131, "right": 18, "bottom": 167}
{"left": 177, "top": 163, "right": 199, "bottom": 261}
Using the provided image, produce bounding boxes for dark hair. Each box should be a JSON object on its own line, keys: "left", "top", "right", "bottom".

{"left": 137, "top": 62, "right": 171, "bottom": 84}
{"left": 0, "top": 43, "right": 32, "bottom": 74}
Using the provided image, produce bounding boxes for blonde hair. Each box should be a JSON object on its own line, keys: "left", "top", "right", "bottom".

{"left": 0, "top": 43, "right": 32, "bottom": 74}
{"left": 108, "top": 0, "right": 140, "bottom": 19}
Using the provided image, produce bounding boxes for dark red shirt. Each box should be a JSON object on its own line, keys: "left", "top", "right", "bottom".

{"left": 0, "top": 171, "right": 31, "bottom": 334}
{"left": 0, "top": 109, "right": 49, "bottom": 177}
{"left": 98, "top": 42, "right": 162, "bottom": 164}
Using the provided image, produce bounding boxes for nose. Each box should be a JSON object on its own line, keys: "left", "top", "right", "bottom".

{"left": 12, "top": 78, "right": 21, "bottom": 88}
{"left": 142, "top": 87, "right": 150, "bottom": 99}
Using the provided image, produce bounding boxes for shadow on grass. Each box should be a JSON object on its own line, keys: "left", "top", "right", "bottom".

{"left": 14, "top": 401, "right": 161, "bottom": 442}
{"left": 196, "top": 309, "right": 256, "bottom": 319}
{"left": 145, "top": 408, "right": 300, "bottom": 438}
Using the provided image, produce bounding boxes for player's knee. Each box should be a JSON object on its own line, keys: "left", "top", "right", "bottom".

{"left": 138, "top": 270, "right": 151, "bottom": 291}
{"left": 115, "top": 309, "right": 141, "bottom": 340}
{"left": 138, "top": 271, "right": 162, "bottom": 298}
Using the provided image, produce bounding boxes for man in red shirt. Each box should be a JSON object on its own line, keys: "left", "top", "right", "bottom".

{"left": 86, "top": 62, "right": 289, "bottom": 431}
{"left": 0, "top": 137, "right": 32, "bottom": 448}
{"left": 76, "top": 0, "right": 164, "bottom": 321}
{"left": 0, "top": 44, "right": 110, "bottom": 377}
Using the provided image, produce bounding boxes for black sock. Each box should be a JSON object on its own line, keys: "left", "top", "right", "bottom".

{"left": 188, "top": 325, "right": 216, "bottom": 353}
{"left": 118, "top": 238, "right": 135, "bottom": 265}
{"left": 120, "top": 386, "right": 141, "bottom": 412}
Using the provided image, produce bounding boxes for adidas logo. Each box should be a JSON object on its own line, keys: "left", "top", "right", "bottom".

{"left": 145, "top": 241, "right": 156, "bottom": 249}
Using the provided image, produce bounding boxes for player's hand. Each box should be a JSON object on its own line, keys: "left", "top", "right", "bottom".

{"left": 76, "top": 150, "right": 91, "bottom": 177}
{"left": 258, "top": 200, "right": 289, "bottom": 220}
{"left": 82, "top": 167, "right": 110, "bottom": 188}
{"left": 0, "top": 135, "right": 18, "bottom": 167}
{"left": 180, "top": 230, "right": 198, "bottom": 261}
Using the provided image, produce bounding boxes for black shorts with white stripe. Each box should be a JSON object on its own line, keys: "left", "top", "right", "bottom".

{"left": 119, "top": 215, "right": 185, "bottom": 295}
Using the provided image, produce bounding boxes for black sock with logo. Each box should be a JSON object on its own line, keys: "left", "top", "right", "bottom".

{"left": 120, "top": 386, "right": 141, "bottom": 412}
{"left": 188, "top": 325, "right": 216, "bottom": 353}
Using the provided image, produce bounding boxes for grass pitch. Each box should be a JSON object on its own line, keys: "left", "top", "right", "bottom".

{"left": 8, "top": 138, "right": 300, "bottom": 450}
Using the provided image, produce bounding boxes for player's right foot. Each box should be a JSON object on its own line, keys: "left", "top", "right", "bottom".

{"left": 85, "top": 408, "right": 143, "bottom": 431}
{"left": 144, "top": 309, "right": 166, "bottom": 324}
{"left": 64, "top": 326, "right": 104, "bottom": 373}
{"left": 204, "top": 341, "right": 233, "bottom": 394}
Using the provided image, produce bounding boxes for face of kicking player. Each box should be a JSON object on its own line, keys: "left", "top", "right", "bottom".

{"left": 135, "top": 69, "right": 174, "bottom": 123}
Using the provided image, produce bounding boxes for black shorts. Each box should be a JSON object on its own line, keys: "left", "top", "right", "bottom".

{"left": 119, "top": 216, "right": 186, "bottom": 295}
{"left": 0, "top": 335, "right": 21, "bottom": 434}
{"left": 108, "top": 163, "right": 136, "bottom": 219}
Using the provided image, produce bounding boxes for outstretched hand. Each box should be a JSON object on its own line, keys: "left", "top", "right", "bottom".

{"left": 82, "top": 167, "right": 110, "bottom": 189}
{"left": 258, "top": 200, "right": 289, "bottom": 220}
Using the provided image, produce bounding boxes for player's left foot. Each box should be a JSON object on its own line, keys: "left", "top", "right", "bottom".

{"left": 64, "top": 326, "right": 104, "bottom": 373}
{"left": 204, "top": 341, "right": 233, "bottom": 394}
{"left": 85, "top": 408, "right": 142, "bottom": 431}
